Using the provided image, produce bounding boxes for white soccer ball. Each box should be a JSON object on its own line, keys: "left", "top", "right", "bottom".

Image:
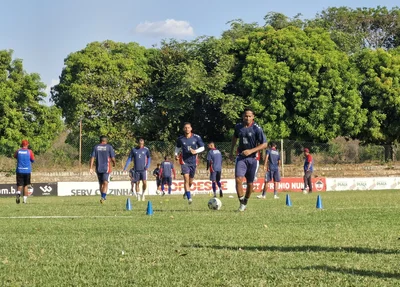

{"left": 208, "top": 198, "right": 222, "bottom": 210}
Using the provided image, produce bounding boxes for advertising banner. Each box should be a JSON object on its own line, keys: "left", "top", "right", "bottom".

{"left": 0, "top": 182, "right": 57, "bottom": 197}
{"left": 326, "top": 177, "right": 400, "bottom": 191}
{"left": 247, "top": 177, "right": 327, "bottom": 193}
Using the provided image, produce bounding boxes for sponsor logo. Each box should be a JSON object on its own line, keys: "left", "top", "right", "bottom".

{"left": 315, "top": 180, "right": 324, "bottom": 191}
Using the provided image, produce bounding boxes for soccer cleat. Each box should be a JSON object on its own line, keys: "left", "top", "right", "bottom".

{"left": 161, "top": 191, "right": 165, "bottom": 196}
{"left": 274, "top": 195, "right": 279, "bottom": 199}
{"left": 219, "top": 191, "right": 223, "bottom": 198}
{"left": 238, "top": 204, "right": 247, "bottom": 212}
{"left": 100, "top": 198, "right": 104, "bottom": 204}
{"left": 188, "top": 198, "right": 193, "bottom": 205}
{"left": 183, "top": 192, "right": 186, "bottom": 199}
{"left": 137, "top": 194, "right": 141, "bottom": 201}
{"left": 302, "top": 189, "right": 308, "bottom": 194}
{"left": 142, "top": 194, "right": 145, "bottom": 201}
{"left": 16, "top": 194, "right": 21, "bottom": 204}
{"left": 257, "top": 195, "right": 266, "bottom": 199}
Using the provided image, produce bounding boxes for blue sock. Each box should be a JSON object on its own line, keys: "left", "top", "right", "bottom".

{"left": 185, "top": 191, "right": 191, "bottom": 200}
{"left": 101, "top": 193, "right": 106, "bottom": 199}
{"left": 274, "top": 190, "right": 277, "bottom": 196}
{"left": 161, "top": 185, "right": 164, "bottom": 192}
{"left": 212, "top": 182, "right": 216, "bottom": 195}
{"left": 217, "top": 182, "right": 221, "bottom": 189}
{"left": 168, "top": 186, "right": 171, "bottom": 194}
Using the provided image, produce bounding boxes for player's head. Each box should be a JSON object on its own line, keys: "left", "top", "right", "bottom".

{"left": 242, "top": 108, "right": 255, "bottom": 125}
{"left": 207, "top": 141, "right": 215, "bottom": 149}
{"left": 138, "top": 138, "right": 145, "bottom": 147}
{"left": 99, "top": 136, "right": 108, "bottom": 143}
{"left": 270, "top": 142, "right": 277, "bottom": 149}
{"left": 21, "top": 140, "right": 29, "bottom": 148}
{"left": 304, "top": 148, "right": 310, "bottom": 155}
{"left": 183, "top": 122, "right": 192, "bottom": 135}
{"left": 157, "top": 163, "right": 161, "bottom": 168}
{"left": 164, "top": 155, "right": 169, "bottom": 160}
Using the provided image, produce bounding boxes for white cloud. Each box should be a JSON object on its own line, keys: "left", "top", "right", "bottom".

{"left": 44, "top": 78, "right": 59, "bottom": 96}
{"left": 135, "top": 19, "right": 194, "bottom": 38}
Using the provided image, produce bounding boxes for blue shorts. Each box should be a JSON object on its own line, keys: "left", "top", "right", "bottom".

{"left": 210, "top": 171, "right": 221, "bottom": 182}
{"left": 97, "top": 173, "right": 110, "bottom": 184}
{"left": 235, "top": 157, "right": 258, "bottom": 183}
{"left": 162, "top": 177, "right": 172, "bottom": 186}
{"left": 134, "top": 170, "right": 147, "bottom": 181}
{"left": 181, "top": 165, "right": 196, "bottom": 178}
{"left": 265, "top": 170, "right": 281, "bottom": 182}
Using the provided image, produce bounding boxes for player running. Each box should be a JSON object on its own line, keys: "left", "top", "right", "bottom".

{"left": 175, "top": 122, "right": 205, "bottom": 205}
{"left": 258, "top": 142, "right": 281, "bottom": 199}
{"left": 14, "top": 140, "right": 35, "bottom": 204}
{"left": 230, "top": 108, "right": 268, "bottom": 212}
{"left": 123, "top": 138, "right": 151, "bottom": 201}
{"left": 160, "top": 156, "right": 176, "bottom": 196}
{"left": 206, "top": 141, "right": 223, "bottom": 198}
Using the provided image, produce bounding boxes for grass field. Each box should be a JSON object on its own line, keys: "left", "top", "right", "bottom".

{"left": 0, "top": 190, "right": 399, "bottom": 287}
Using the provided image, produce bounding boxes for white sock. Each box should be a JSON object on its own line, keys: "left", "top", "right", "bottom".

{"left": 23, "top": 196, "right": 27, "bottom": 203}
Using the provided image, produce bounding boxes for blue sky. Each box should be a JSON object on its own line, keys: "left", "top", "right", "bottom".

{"left": 1, "top": 0, "right": 398, "bottom": 98}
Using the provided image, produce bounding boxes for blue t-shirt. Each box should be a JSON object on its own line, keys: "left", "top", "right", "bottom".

{"left": 160, "top": 161, "right": 174, "bottom": 177}
{"left": 14, "top": 148, "right": 35, "bottom": 174}
{"left": 176, "top": 133, "right": 204, "bottom": 166}
{"left": 207, "top": 148, "right": 222, "bottom": 172}
{"left": 91, "top": 144, "right": 116, "bottom": 173}
{"left": 124, "top": 146, "right": 151, "bottom": 171}
{"left": 266, "top": 148, "right": 280, "bottom": 171}
{"left": 234, "top": 122, "right": 267, "bottom": 158}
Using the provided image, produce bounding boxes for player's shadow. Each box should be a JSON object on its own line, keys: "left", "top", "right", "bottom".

{"left": 185, "top": 244, "right": 399, "bottom": 255}
{"left": 297, "top": 265, "right": 400, "bottom": 279}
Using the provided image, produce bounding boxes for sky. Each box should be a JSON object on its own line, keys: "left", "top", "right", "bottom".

{"left": 1, "top": 0, "right": 399, "bottom": 99}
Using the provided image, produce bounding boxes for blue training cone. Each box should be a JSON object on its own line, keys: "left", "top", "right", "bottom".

{"left": 286, "top": 194, "right": 292, "bottom": 207}
{"left": 316, "top": 195, "right": 323, "bottom": 209}
{"left": 146, "top": 201, "right": 153, "bottom": 215}
{"left": 126, "top": 198, "right": 132, "bottom": 211}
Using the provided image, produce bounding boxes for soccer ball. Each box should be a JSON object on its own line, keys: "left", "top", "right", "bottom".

{"left": 208, "top": 198, "right": 222, "bottom": 210}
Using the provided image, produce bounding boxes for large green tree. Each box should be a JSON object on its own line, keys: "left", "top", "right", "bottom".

{"left": 237, "top": 27, "right": 367, "bottom": 141}
{"left": 0, "top": 50, "right": 62, "bottom": 156}
{"left": 51, "top": 41, "right": 149, "bottom": 154}
{"left": 353, "top": 48, "right": 400, "bottom": 153}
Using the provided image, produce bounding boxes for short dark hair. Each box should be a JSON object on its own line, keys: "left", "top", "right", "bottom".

{"left": 100, "top": 135, "right": 108, "bottom": 142}
{"left": 270, "top": 142, "right": 277, "bottom": 148}
{"left": 243, "top": 108, "right": 255, "bottom": 115}
{"left": 183, "top": 122, "right": 191, "bottom": 127}
{"left": 164, "top": 155, "right": 168, "bottom": 160}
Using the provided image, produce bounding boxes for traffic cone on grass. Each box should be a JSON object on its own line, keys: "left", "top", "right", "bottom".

{"left": 126, "top": 198, "right": 132, "bottom": 211}
{"left": 316, "top": 195, "right": 323, "bottom": 209}
{"left": 286, "top": 194, "right": 292, "bottom": 207}
{"left": 146, "top": 201, "right": 153, "bottom": 215}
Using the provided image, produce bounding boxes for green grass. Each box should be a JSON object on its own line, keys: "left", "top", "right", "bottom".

{"left": 0, "top": 190, "right": 399, "bottom": 287}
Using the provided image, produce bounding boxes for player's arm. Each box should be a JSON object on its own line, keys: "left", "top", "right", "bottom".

{"left": 123, "top": 150, "right": 133, "bottom": 171}
{"left": 89, "top": 157, "right": 95, "bottom": 174}
{"left": 306, "top": 155, "right": 312, "bottom": 171}
{"left": 264, "top": 153, "right": 269, "bottom": 171}
{"left": 172, "top": 165, "right": 176, "bottom": 179}
{"left": 109, "top": 146, "right": 116, "bottom": 167}
{"left": 13, "top": 151, "right": 17, "bottom": 159}
{"left": 29, "top": 150, "right": 35, "bottom": 163}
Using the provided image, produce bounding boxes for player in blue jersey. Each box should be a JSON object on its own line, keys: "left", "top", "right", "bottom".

{"left": 14, "top": 140, "right": 35, "bottom": 204}
{"left": 207, "top": 141, "right": 223, "bottom": 198}
{"left": 123, "top": 138, "right": 151, "bottom": 201}
{"left": 230, "top": 108, "right": 268, "bottom": 212}
{"left": 302, "top": 148, "right": 313, "bottom": 194}
{"left": 152, "top": 164, "right": 161, "bottom": 195}
{"left": 175, "top": 122, "right": 205, "bottom": 204}
{"left": 258, "top": 142, "right": 281, "bottom": 199}
{"left": 160, "top": 156, "right": 176, "bottom": 196}
{"left": 90, "top": 136, "right": 116, "bottom": 204}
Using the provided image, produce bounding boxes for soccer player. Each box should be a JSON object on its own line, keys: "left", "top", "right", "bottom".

{"left": 89, "top": 136, "right": 116, "bottom": 204}
{"left": 230, "top": 108, "right": 268, "bottom": 212}
{"left": 160, "top": 156, "right": 176, "bottom": 196}
{"left": 123, "top": 138, "right": 151, "bottom": 201}
{"left": 175, "top": 122, "right": 205, "bottom": 204}
{"left": 302, "top": 148, "right": 313, "bottom": 194}
{"left": 153, "top": 164, "right": 161, "bottom": 195}
{"left": 14, "top": 140, "right": 35, "bottom": 204}
{"left": 258, "top": 142, "right": 281, "bottom": 199}
{"left": 206, "top": 141, "right": 223, "bottom": 198}
{"left": 129, "top": 167, "right": 137, "bottom": 196}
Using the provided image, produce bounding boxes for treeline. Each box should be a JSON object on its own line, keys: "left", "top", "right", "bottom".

{"left": 1, "top": 6, "right": 400, "bottom": 158}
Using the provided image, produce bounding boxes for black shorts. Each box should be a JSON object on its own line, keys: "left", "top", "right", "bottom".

{"left": 16, "top": 173, "right": 31, "bottom": 187}
{"left": 156, "top": 179, "right": 161, "bottom": 187}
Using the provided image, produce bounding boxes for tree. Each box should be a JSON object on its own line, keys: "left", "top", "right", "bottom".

{"left": 264, "top": 12, "right": 304, "bottom": 30}
{"left": 310, "top": 6, "right": 400, "bottom": 53}
{"left": 238, "top": 26, "right": 367, "bottom": 142}
{"left": 0, "top": 50, "right": 63, "bottom": 156}
{"left": 353, "top": 48, "right": 400, "bottom": 159}
{"left": 51, "top": 41, "right": 149, "bottom": 155}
